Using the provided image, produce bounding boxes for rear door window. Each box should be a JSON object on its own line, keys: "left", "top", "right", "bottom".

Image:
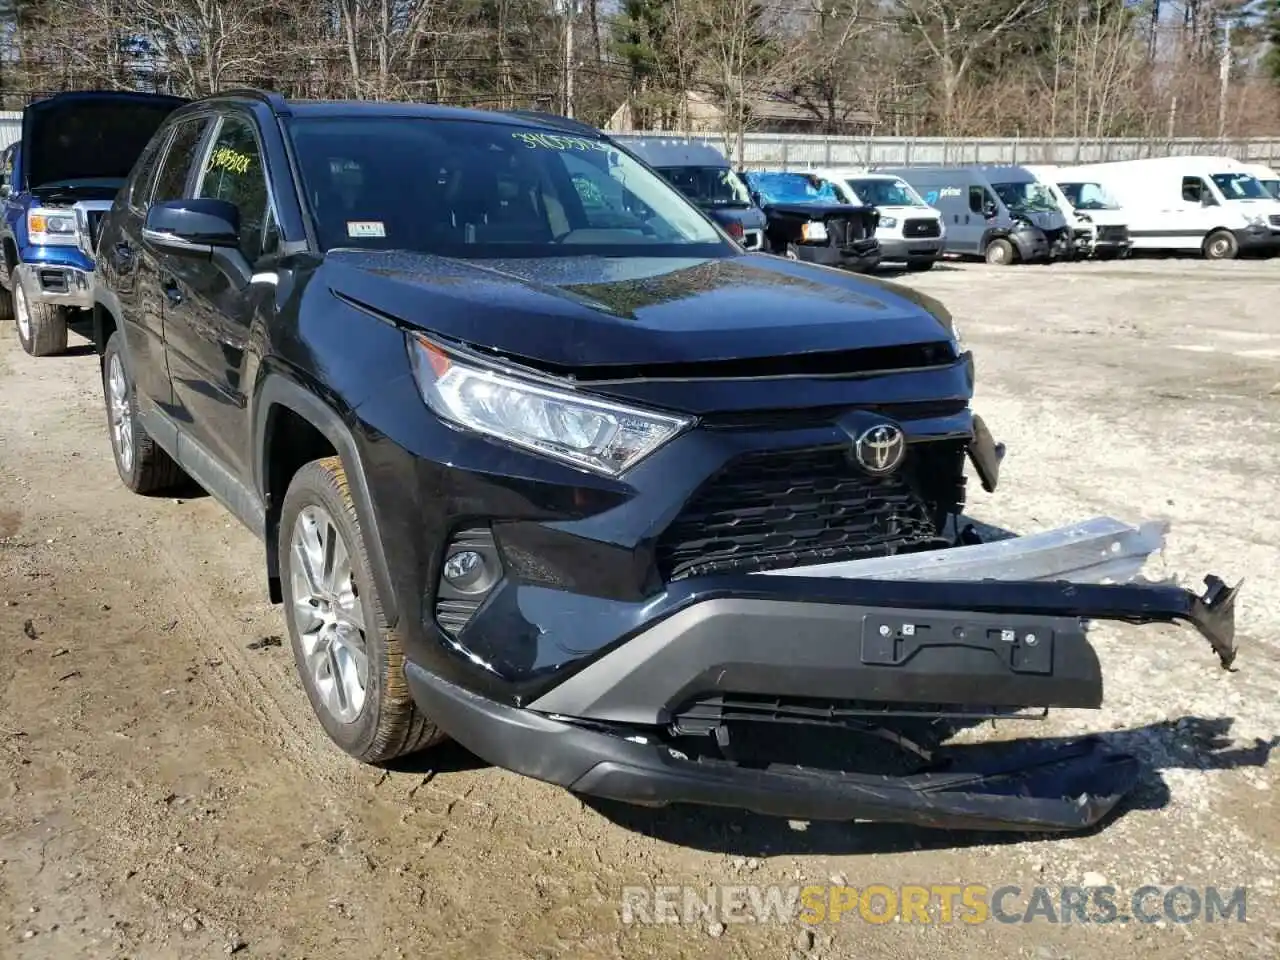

{"left": 151, "top": 118, "right": 211, "bottom": 203}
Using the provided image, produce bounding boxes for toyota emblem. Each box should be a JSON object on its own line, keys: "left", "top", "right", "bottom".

{"left": 854, "top": 424, "right": 906, "bottom": 474}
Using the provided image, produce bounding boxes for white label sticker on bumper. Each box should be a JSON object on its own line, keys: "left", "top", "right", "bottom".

{"left": 347, "top": 221, "right": 386, "bottom": 238}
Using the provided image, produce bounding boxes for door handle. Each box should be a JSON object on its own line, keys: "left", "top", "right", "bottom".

{"left": 162, "top": 279, "right": 183, "bottom": 305}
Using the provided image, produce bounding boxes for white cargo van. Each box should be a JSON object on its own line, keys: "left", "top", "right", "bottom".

{"left": 1059, "top": 156, "right": 1280, "bottom": 259}
{"left": 809, "top": 167, "right": 947, "bottom": 271}
{"left": 1236, "top": 162, "right": 1279, "bottom": 200}
{"left": 1022, "top": 164, "right": 1132, "bottom": 260}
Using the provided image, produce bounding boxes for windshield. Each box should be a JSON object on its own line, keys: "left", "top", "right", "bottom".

{"left": 655, "top": 165, "right": 752, "bottom": 208}
{"left": 284, "top": 117, "right": 728, "bottom": 258}
{"left": 1057, "top": 181, "right": 1119, "bottom": 211}
{"left": 1210, "top": 172, "right": 1270, "bottom": 201}
{"left": 744, "top": 171, "right": 840, "bottom": 205}
{"left": 842, "top": 177, "right": 926, "bottom": 207}
{"left": 991, "top": 181, "right": 1059, "bottom": 214}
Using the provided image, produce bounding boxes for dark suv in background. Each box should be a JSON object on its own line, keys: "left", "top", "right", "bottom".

{"left": 91, "top": 90, "right": 1239, "bottom": 832}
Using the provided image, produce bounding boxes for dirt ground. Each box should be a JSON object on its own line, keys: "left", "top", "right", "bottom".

{"left": 1, "top": 255, "right": 1278, "bottom": 960}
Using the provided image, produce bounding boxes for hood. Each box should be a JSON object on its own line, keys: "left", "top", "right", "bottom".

{"left": 22, "top": 91, "right": 189, "bottom": 190}
{"left": 762, "top": 201, "right": 874, "bottom": 223}
{"left": 1075, "top": 209, "right": 1127, "bottom": 227}
{"left": 322, "top": 251, "right": 955, "bottom": 370}
{"left": 705, "top": 206, "right": 767, "bottom": 231}
{"left": 875, "top": 205, "right": 941, "bottom": 218}
{"left": 1014, "top": 209, "right": 1068, "bottom": 231}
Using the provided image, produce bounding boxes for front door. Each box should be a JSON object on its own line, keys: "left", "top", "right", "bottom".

{"left": 161, "top": 112, "right": 279, "bottom": 483}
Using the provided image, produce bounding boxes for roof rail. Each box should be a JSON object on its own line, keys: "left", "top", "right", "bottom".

{"left": 203, "top": 87, "right": 291, "bottom": 114}
{"left": 502, "top": 109, "right": 601, "bottom": 137}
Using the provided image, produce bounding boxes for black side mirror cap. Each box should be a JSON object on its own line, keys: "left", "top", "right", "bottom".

{"left": 143, "top": 198, "right": 240, "bottom": 253}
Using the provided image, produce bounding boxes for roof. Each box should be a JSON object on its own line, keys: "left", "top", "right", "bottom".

{"left": 191, "top": 90, "right": 606, "bottom": 135}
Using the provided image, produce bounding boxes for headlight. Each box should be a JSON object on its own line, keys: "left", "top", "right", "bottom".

{"left": 407, "top": 335, "right": 692, "bottom": 477}
{"left": 28, "top": 208, "right": 79, "bottom": 246}
{"left": 800, "top": 221, "right": 827, "bottom": 243}
{"left": 878, "top": 216, "right": 898, "bottom": 229}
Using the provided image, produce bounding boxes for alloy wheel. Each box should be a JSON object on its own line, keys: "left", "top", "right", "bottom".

{"left": 289, "top": 504, "right": 369, "bottom": 724}
{"left": 107, "top": 353, "right": 134, "bottom": 474}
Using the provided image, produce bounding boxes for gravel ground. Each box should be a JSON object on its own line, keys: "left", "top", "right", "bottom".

{"left": 1, "top": 255, "right": 1277, "bottom": 959}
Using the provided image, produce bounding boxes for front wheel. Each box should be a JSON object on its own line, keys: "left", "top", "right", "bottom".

{"left": 1202, "top": 229, "right": 1238, "bottom": 261}
{"left": 984, "top": 238, "right": 1015, "bottom": 265}
{"left": 14, "top": 270, "right": 69, "bottom": 356}
{"left": 279, "top": 457, "right": 446, "bottom": 764}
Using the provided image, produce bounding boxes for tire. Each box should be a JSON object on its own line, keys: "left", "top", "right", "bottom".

{"left": 102, "top": 331, "right": 187, "bottom": 494}
{"left": 279, "top": 456, "right": 446, "bottom": 764}
{"left": 0, "top": 273, "right": 12, "bottom": 322}
{"left": 984, "top": 238, "right": 1015, "bottom": 265}
{"left": 13, "top": 270, "right": 68, "bottom": 356}
{"left": 906, "top": 260, "right": 935, "bottom": 272}
{"left": 1202, "top": 229, "right": 1237, "bottom": 261}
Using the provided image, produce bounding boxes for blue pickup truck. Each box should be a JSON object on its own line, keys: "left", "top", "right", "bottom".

{"left": 1, "top": 90, "right": 186, "bottom": 355}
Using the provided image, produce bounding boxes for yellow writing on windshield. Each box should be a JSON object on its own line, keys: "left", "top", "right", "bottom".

{"left": 512, "top": 131, "right": 609, "bottom": 153}
{"left": 210, "top": 146, "right": 253, "bottom": 175}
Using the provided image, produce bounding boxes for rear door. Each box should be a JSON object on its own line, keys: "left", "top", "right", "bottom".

{"left": 161, "top": 110, "right": 280, "bottom": 483}
{"left": 122, "top": 114, "right": 215, "bottom": 409}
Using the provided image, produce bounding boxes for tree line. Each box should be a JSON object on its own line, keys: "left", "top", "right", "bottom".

{"left": 0, "top": 0, "right": 1278, "bottom": 140}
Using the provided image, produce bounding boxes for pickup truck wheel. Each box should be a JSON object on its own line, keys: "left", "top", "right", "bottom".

{"left": 1202, "top": 229, "right": 1237, "bottom": 260}
{"left": 13, "top": 272, "right": 68, "bottom": 356}
{"left": 102, "top": 332, "right": 187, "bottom": 494}
{"left": 280, "top": 457, "right": 446, "bottom": 764}
{"left": 984, "top": 238, "right": 1015, "bottom": 265}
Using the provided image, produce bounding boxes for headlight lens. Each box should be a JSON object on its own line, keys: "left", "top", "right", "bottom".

{"left": 800, "top": 221, "right": 827, "bottom": 243}
{"left": 878, "top": 216, "right": 898, "bottom": 229}
{"left": 407, "top": 335, "right": 691, "bottom": 477}
{"left": 28, "top": 208, "right": 78, "bottom": 245}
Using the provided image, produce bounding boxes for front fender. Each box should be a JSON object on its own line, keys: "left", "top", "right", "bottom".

{"left": 253, "top": 371, "right": 401, "bottom": 627}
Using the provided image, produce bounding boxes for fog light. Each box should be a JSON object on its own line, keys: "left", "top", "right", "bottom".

{"left": 444, "top": 550, "right": 485, "bottom": 589}
{"left": 434, "top": 527, "right": 504, "bottom": 637}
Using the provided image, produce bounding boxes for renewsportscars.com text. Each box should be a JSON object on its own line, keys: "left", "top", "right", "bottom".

{"left": 620, "top": 883, "right": 1249, "bottom": 926}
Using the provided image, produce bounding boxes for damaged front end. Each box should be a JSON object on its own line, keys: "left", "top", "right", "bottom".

{"left": 408, "top": 515, "right": 1241, "bottom": 834}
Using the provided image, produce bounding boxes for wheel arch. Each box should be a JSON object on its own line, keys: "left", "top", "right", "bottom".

{"left": 253, "top": 373, "right": 399, "bottom": 623}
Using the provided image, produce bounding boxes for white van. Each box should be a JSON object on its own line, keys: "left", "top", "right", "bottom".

{"left": 1022, "top": 164, "right": 1132, "bottom": 260}
{"left": 1059, "top": 156, "right": 1280, "bottom": 259}
{"left": 810, "top": 167, "right": 947, "bottom": 271}
{"left": 1236, "top": 162, "right": 1279, "bottom": 200}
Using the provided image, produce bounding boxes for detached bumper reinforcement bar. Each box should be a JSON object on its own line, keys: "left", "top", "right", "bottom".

{"left": 755, "top": 516, "right": 1240, "bottom": 668}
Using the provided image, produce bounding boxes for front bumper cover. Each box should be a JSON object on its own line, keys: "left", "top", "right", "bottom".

{"left": 405, "top": 516, "right": 1241, "bottom": 832}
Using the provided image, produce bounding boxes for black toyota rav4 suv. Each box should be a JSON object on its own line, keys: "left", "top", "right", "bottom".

{"left": 93, "top": 90, "right": 1240, "bottom": 832}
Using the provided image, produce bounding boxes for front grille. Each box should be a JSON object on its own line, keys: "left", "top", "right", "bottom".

{"left": 655, "top": 444, "right": 942, "bottom": 580}
{"left": 1269, "top": 215, "right": 1280, "bottom": 228}
{"left": 903, "top": 218, "right": 941, "bottom": 238}
{"left": 827, "top": 215, "right": 874, "bottom": 247}
{"left": 1096, "top": 225, "right": 1129, "bottom": 243}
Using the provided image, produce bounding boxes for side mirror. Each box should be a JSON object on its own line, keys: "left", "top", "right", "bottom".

{"left": 983, "top": 201, "right": 998, "bottom": 219}
{"left": 142, "top": 198, "right": 240, "bottom": 256}
{"left": 0, "top": 183, "right": 10, "bottom": 200}
{"left": 1201, "top": 194, "right": 1217, "bottom": 208}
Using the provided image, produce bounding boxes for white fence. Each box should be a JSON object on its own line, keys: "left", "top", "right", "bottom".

{"left": 616, "top": 130, "right": 1280, "bottom": 170}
